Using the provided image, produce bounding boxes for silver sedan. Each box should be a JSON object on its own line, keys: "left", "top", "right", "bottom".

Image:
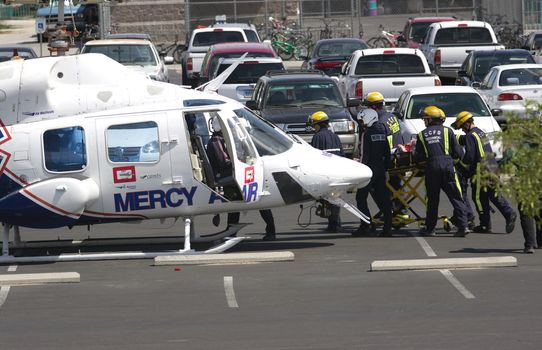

{"left": 474, "top": 63, "right": 542, "bottom": 123}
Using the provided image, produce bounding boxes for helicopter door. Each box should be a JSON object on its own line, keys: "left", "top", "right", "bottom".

{"left": 212, "top": 110, "right": 264, "bottom": 203}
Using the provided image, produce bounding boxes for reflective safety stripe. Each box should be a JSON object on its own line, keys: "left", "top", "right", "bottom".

{"left": 444, "top": 128, "right": 449, "bottom": 155}
{"left": 472, "top": 132, "right": 485, "bottom": 158}
{"left": 387, "top": 135, "right": 393, "bottom": 148}
{"left": 473, "top": 163, "right": 483, "bottom": 212}
{"left": 418, "top": 131, "right": 428, "bottom": 157}
{"left": 324, "top": 148, "right": 341, "bottom": 152}
{"left": 453, "top": 169, "right": 462, "bottom": 196}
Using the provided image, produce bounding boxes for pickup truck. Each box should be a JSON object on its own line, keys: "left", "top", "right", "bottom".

{"left": 420, "top": 20, "right": 504, "bottom": 79}
{"left": 337, "top": 48, "right": 441, "bottom": 114}
{"left": 180, "top": 23, "right": 261, "bottom": 87}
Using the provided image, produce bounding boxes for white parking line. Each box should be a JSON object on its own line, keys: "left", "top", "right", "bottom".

{"left": 440, "top": 269, "right": 476, "bottom": 299}
{"left": 7, "top": 265, "right": 17, "bottom": 272}
{"left": 413, "top": 234, "right": 475, "bottom": 299}
{"left": 414, "top": 237, "right": 437, "bottom": 257}
{"left": 0, "top": 286, "right": 9, "bottom": 309}
{"left": 223, "top": 276, "right": 239, "bottom": 308}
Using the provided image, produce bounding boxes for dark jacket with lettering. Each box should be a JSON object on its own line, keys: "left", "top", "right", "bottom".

{"left": 206, "top": 132, "right": 232, "bottom": 179}
{"left": 461, "top": 126, "right": 498, "bottom": 177}
{"left": 361, "top": 121, "right": 390, "bottom": 176}
{"left": 377, "top": 109, "right": 404, "bottom": 148}
{"left": 415, "top": 124, "right": 462, "bottom": 165}
{"left": 311, "top": 127, "right": 344, "bottom": 156}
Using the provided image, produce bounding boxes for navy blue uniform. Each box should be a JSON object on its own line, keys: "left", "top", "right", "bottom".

{"left": 311, "top": 128, "right": 344, "bottom": 156}
{"left": 356, "top": 121, "right": 392, "bottom": 233}
{"left": 455, "top": 134, "right": 475, "bottom": 225}
{"left": 311, "top": 127, "right": 343, "bottom": 230}
{"left": 461, "top": 127, "right": 514, "bottom": 229}
{"left": 415, "top": 124, "right": 468, "bottom": 231}
{"left": 377, "top": 109, "right": 405, "bottom": 214}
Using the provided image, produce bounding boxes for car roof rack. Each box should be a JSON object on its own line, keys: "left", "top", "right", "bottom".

{"left": 265, "top": 69, "right": 326, "bottom": 77}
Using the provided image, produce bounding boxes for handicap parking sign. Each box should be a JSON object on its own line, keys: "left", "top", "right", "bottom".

{"left": 36, "top": 17, "right": 46, "bottom": 34}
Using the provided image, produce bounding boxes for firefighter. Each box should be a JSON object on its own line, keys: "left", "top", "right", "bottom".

{"left": 353, "top": 108, "right": 392, "bottom": 236}
{"left": 309, "top": 111, "right": 344, "bottom": 232}
{"left": 364, "top": 91, "right": 407, "bottom": 219}
{"left": 414, "top": 106, "right": 469, "bottom": 237}
{"left": 451, "top": 111, "right": 517, "bottom": 233}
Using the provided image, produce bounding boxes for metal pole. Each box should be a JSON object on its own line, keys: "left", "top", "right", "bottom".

{"left": 234, "top": 0, "right": 237, "bottom": 22}
{"left": 436, "top": 0, "right": 439, "bottom": 16}
{"left": 185, "top": 0, "right": 191, "bottom": 36}
{"left": 299, "top": 0, "right": 303, "bottom": 29}
{"left": 351, "top": 0, "right": 354, "bottom": 37}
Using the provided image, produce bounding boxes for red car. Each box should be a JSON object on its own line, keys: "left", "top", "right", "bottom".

{"left": 197, "top": 42, "right": 278, "bottom": 85}
{"left": 398, "top": 17, "right": 456, "bottom": 49}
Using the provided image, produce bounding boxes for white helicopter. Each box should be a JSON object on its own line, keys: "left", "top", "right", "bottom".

{"left": 0, "top": 54, "right": 372, "bottom": 262}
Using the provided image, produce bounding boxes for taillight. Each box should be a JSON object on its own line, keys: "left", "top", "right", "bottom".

{"left": 314, "top": 60, "right": 343, "bottom": 69}
{"left": 213, "top": 28, "right": 223, "bottom": 31}
{"left": 434, "top": 78, "right": 441, "bottom": 86}
{"left": 497, "top": 93, "right": 523, "bottom": 101}
{"left": 355, "top": 81, "right": 363, "bottom": 98}
{"left": 383, "top": 50, "right": 395, "bottom": 54}
{"left": 434, "top": 49, "right": 441, "bottom": 65}
{"left": 458, "top": 23, "right": 468, "bottom": 27}
{"left": 187, "top": 57, "right": 193, "bottom": 71}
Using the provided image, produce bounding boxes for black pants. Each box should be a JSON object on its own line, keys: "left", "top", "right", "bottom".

{"left": 519, "top": 204, "right": 541, "bottom": 249}
{"left": 425, "top": 161, "right": 468, "bottom": 231}
{"left": 356, "top": 173, "right": 392, "bottom": 232}
{"left": 227, "top": 209, "right": 276, "bottom": 234}
{"left": 389, "top": 175, "right": 403, "bottom": 213}
{"left": 471, "top": 173, "right": 513, "bottom": 228}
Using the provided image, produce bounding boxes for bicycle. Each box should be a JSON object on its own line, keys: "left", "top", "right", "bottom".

{"left": 156, "top": 35, "right": 183, "bottom": 64}
{"left": 271, "top": 31, "right": 300, "bottom": 60}
{"left": 367, "top": 25, "right": 400, "bottom": 48}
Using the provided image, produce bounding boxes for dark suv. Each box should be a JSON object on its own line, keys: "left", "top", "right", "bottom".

{"left": 246, "top": 71, "right": 360, "bottom": 157}
{"left": 456, "top": 49, "right": 535, "bottom": 86}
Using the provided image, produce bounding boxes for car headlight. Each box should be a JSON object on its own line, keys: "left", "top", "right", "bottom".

{"left": 331, "top": 120, "right": 356, "bottom": 133}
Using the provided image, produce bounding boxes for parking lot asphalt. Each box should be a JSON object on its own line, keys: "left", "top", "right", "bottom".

{"left": 2, "top": 19, "right": 542, "bottom": 350}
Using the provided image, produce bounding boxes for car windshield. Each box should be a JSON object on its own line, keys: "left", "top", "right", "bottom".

{"left": 83, "top": 44, "right": 157, "bottom": 65}
{"left": 208, "top": 51, "right": 274, "bottom": 77}
{"left": 473, "top": 54, "right": 534, "bottom": 80}
{"left": 215, "top": 62, "right": 284, "bottom": 83}
{"left": 409, "top": 22, "right": 432, "bottom": 42}
{"left": 192, "top": 31, "right": 244, "bottom": 47}
{"left": 265, "top": 81, "right": 343, "bottom": 108}
{"left": 316, "top": 41, "right": 367, "bottom": 57}
{"left": 233, "top": 108, "right": 293, "bottom": 156}
{"left": 355, "top": 54, "right": 425, "bottom": 75}
{"left": 406, "top": 93, "right": 490, "bottom": 119}
{"left": 499, "top": 68, "right": 542, "bottom": 86}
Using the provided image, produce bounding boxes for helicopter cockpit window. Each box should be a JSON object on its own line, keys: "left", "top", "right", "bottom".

{"left": 233, "top": 108, "right": 293, "bottom": 156}
{"left": 43, "top": 126, "right": 87, "bottom": 173}
{"left": 106, "top": 121, "right": 159, "bottom": 163}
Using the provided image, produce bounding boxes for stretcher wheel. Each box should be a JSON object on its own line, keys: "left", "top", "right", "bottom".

{"left": 443, "top": 217, "right": 451, "bottom": 232}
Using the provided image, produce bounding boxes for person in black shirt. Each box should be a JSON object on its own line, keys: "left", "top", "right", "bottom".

{"left": 353, "top": 108, "right": 392, "bottom": 237}
{"left": 309, "top": 111, "right": 343, "bottom": 232}
{"left": 414, "top": 106, "right": 469, "bottom": 237}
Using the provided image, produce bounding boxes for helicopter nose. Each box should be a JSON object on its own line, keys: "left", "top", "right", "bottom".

{"left": 296, "top": 151, "right": 372, "bottom": 199}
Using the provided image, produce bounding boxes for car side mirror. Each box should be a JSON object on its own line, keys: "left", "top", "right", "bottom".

{"left": 396, "top": 34, "right": 406, "bottom": 42}
{"left": 178, "top": 44, "right": 187, "bottom": 52}
{"left": 347, "top": 97, "right": 361, "bottom": 107}
{"left": 393, "top": 111, "right": 404, "bottom": 120}
{"left": 457, "top": 70, "right": 467, "bottom": 77}
{"left": 471, "top": 81, "right": 481, "bottom": 89}
{"left": 246, "top": 100, "right": 259, "bottom": 110}
{"left": 491, "top": 108, "right": 502, "bottom": 117}
{"left": 164, "top": 56, "right": 174, "bottom": 65}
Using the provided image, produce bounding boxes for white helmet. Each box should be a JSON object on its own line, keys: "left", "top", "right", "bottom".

{"left": 211, "top": 116, "right": 221, "bottom": 132}
{"left": 357, "top": 108, "right": 379, "bottom": 128}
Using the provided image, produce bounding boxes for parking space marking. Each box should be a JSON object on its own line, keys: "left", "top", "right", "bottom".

{"left": 413, "top": 235, "right": 476, "bottom": 299}
{"left": 414, "top": 237, "right": 437, "bottom": 257}
{"left": 440, "top": 269, "right": 476, "bottom": 299}
{"left": 7, "top": 265, "right": 17, "bottom": 272}
{"left": 0, "top": 286, "right": 10, "bottom": 309}
{"left": 223, "top": 276, "right": 239, "bottom": 308}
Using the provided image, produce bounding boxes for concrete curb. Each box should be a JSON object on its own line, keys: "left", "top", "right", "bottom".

{"left": 370, "top": 256, "right": 517, "bottom": 272}
{"left": 0, "top": 272, "right": 80, "bottom": 285}
{"left": 154, "top": 251, "right": 295, "bottom": 266}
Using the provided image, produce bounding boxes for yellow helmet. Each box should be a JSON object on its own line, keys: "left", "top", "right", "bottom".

{"left": 420, "top": 106, "right": 445, "bottom": 121}
{"left": 364, "top": 91, "right": 385, "bottom": 105}
{"left": 451, "top": 111, "right": 473, "bottom": 129}
{"left": 308, "top": 111, "right": 329, "bottom": 125}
